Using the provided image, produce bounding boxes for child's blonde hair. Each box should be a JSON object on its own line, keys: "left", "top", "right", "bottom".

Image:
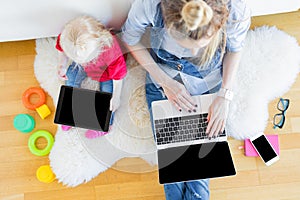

{"left": 161, "top": 0, "right": 229, "bottom": 67}
{"left": 60, "top": 15, "right": 113, "bottom": 64}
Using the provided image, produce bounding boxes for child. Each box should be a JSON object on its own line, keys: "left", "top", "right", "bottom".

{"left": 56, "top": 15, "right": 127, "bottom": 139}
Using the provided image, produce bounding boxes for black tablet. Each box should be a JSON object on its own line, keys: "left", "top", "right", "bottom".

{"left": 54, "top": 85, "right": 112, "bottom": 132}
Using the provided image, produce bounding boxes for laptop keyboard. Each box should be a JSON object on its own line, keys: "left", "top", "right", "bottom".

{"left": 154, "top": 113, "right": 226, "bottom": 145}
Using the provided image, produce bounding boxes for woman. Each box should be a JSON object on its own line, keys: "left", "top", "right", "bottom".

{"left": 122, "top": 0, "right": 250, "bottom": 199}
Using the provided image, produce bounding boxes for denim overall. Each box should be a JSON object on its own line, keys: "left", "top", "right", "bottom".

{"left": 145, "top": 3, "right": 223, "bottom": 200}
{"left": 65, "top": 62, "right": 114, "bottom": 125}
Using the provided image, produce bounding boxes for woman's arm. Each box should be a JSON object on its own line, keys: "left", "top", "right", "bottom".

{"left": 124, "top": 42, "right": 197, "bottom": 111}
{"left": 206, "top": 0, "right": 251, "bottom": 137}
{"left": 221, "top": 51, "right": 242, "bottom": 90}
{"left": 206, "top": 51, "right": 241, "bottom": 137}
{"left": 125, "top": 42, "right": 171, "bottom": 85}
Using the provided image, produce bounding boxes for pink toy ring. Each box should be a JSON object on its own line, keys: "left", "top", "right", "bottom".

{"left": 22, "top": 87, "right": 46, "bottom": 110}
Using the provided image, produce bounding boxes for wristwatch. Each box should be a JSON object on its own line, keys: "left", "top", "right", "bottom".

{"left": 217, "top": 88, "right": 234, "bottom": 101}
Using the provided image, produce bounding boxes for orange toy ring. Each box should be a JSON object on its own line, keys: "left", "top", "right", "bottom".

{"left": 22, "top": 87, "right": 46, "bottom": 110}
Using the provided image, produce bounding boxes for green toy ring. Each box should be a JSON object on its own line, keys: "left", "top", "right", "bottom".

{"left": 28, "top": 130, "right": 54, "bottom": 156}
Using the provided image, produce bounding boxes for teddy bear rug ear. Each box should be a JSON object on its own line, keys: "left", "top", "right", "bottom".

{"left": 34, "top": 26, "right": 300, "bottom": 187}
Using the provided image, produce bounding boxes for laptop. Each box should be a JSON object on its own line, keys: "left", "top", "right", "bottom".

{"left": 54, "top": 85, "right": 112, "bottom": 132}
{"left": 151, "top": 93, "right": 236, "bottom": 184}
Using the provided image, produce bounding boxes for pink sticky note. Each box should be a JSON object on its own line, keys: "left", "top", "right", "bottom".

{"left": 244, "top": 134, "right": 280, "bottom": 157}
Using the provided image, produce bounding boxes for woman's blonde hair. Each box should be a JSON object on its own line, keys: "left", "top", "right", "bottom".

{"left": 161, "top": 0, "right": 229, "bottom": 67}
{"left": 60, "top": 15, "right": 113, "bottom": 64}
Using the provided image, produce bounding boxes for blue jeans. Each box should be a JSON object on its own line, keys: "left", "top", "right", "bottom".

{"left": 147, "top": 5, "right": 216, "bottom": 199}
{"left": 164, "top": 181, "right": 210, "bottom": 200}
{"left": 66, "top": 62, "right": 114, "bottom": 125}
{"left": 145, "top": 74, "right": 210, "bottom": 200}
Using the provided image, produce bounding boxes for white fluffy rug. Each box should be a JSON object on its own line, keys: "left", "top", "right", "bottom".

{"left": 34, "top": 26, "right": 300, "bottom": 187}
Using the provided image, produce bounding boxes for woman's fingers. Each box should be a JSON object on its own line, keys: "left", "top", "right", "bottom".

{"left": 206, "top": 107, "right": 214, "bottom": 134}
{"left": 177, "top": 95, "right": 196, "bottom": 112}
{"left": 214, "top": 120, "right": 223, "bottom": 137}
{"left": 164, "top": 80, "right": 197, "bottom": 112}
{"left": 208, "top": 118, "right": 217, "bottom": 138}
{"left": 206, "top": 107, "right": 224, "bottom": 137}
{"left": 175, "top": 87, "right": 196, "bottom": 111}
{"left": 171, "top": 99, "right": 182, "bottom": 112}
{"left": 207, "top": 119, "right": 223, "bottom": 138}
{"left": 221, "top": 121, "right": 226, "bottom": 134}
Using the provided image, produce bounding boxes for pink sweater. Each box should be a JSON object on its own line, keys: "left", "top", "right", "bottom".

{"left": 56, "top": 34, "right": 127, "bottom": 82}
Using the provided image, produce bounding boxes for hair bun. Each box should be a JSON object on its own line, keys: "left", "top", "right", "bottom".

{"left": 181, "top": 0, "right": 213, "bottom": 31}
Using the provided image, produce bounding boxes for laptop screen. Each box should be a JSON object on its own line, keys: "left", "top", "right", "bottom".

{"left": 54, "top": 85, "right": 112, "bottom": 132}
{"left": 158, "top": 142, "right": 236, "bottom": 184}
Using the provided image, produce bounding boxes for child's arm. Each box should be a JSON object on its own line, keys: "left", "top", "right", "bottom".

{"left": 55, "top": 34, "right": 69, "bottom": 80}
{"left": 102, "top": 35, "right": 127, "bottom": 112}
{"left": 110, "top": 79, "right": 123, "bottom": 112}
{"left": 57, "top": 51, "right": 69, "bottom": 80}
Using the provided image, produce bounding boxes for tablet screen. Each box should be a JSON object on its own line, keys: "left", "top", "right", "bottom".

{"left": 54, "top": 85, "right": 112, "bottom": 132}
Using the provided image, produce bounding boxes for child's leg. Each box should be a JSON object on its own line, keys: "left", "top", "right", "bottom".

{"left": 85, "top": 80, "right": 113, "bottom": 139}
{"left": 99, "top": 80, "right": 113, "bottom": 93}
{"left": 62, "top": 62, "right": 87, "bottom": 131}
{"left": 65, "top": 62, "right": 87, "bottom": 88}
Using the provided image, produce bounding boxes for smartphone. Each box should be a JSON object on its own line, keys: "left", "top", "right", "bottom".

{"left": 250, "top": 132, "right": 279, "bottom": 166}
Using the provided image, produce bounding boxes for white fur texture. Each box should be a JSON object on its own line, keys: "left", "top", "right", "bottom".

{"left": 226, "top": 26, "right": 300, "bottom": 139}
{"left": 34, "top": 26, "right": 300, "bottom": 187}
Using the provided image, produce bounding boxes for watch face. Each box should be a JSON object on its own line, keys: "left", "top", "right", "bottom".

{"left": 218, "top": 88, "right": 233, "bottom": 100}
{"left": 225, "top": 90, "right": 234, "bottom": 100}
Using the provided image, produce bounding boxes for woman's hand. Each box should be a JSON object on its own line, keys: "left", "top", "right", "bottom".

{"left": 206, "top": 96, "right": 230, "bottom": 138}
{"left": 123, "top": 43, "right": 197, "bottom": 112}
{"left": 162, "top": 78, "right": 197, "bottom": 112}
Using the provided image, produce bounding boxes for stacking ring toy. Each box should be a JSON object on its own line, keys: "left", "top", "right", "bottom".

{"left": 22, "top": 87, "right": 46, "bottom": 110}
{"left": 36, "top": 165, "right": 56, "bottom": 183}
{"left": 28, "top": 130, "right": 54, "bottom": 156}
{"left": 13, "top": 114, "right": 35, "bottom": 133}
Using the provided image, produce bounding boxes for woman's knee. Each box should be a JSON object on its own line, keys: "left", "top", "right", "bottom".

{"left": 164, "top": 183, "right": 185, "bottom": 200}
{"left": 186, "top": 180, "right": 210, "bottom": 200}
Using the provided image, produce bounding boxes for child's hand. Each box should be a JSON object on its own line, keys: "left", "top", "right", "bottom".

{"left": 57, "top": 65, "right": 68, "bottom": 81}
{"left": 110, "top": 79, "right": 123, "bottom": 112}
{"left": 110, "top": 95, "right": 121, "bottom": 112}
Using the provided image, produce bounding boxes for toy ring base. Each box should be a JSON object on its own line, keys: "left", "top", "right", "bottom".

{"left": 22, "top": 87, "right": 46, "bottom": 110}
{"left": 28, "top": 130, "right": 54, "bottom": 156}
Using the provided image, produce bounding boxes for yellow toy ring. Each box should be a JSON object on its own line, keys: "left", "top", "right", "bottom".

{"left": 28, "top": 130, "right": 54, "bottom": 156}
